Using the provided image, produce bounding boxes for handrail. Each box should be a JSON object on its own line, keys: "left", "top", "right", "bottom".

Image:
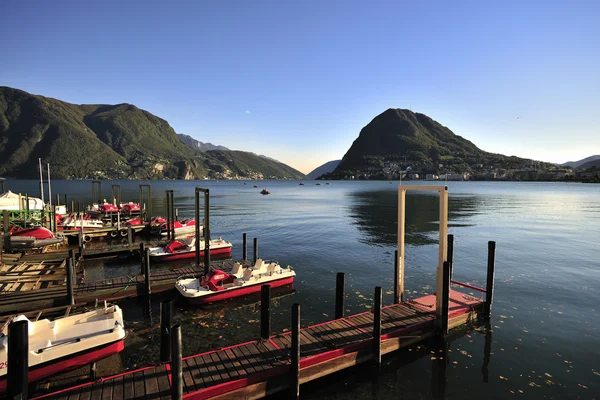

{"left": 450, "top": 279, "right": 486, "bottom": 293}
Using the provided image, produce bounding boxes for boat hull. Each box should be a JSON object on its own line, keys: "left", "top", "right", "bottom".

{"left": 150, "top": 246, "right": 232, "bottom": 262}
{"left": 0, "top": 339, "right": 124, "bottom": 392}
{"left": 180, "top": 275, "right": 295, "bottom": 305}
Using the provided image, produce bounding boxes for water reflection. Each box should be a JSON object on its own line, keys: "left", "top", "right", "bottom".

{"left": 346, "top": 190, "right": 482, "bottom": 246}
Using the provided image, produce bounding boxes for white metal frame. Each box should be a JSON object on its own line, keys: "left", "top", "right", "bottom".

{"left": 397, "top": 185, "right": 448, "bottom": 320}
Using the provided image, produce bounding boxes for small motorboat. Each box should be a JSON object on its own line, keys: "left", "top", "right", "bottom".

{"left": 148, "top": 236, "right": 232, "bottom": 262}
{"left": 299, "top": 183, "right": 304, "bottom": 186}
{"left": 175, "top": 259, "right": 295, "bottom": 304}
{"left": 260, "top": 189, "right": 270, "bottom": 195}
{"left": 9, "top": 227, "right": 66, "bottom": 249}
{"left": 316, "top": 183, "right": 321, "bottom": 186}
{"left": 150, "top": 219, "right": 201, "bottom": 237}
{"left": 253, "top": 184, "right": 259, "bottom": 188}
{"left": 97, "top": 203, "right": 119, "bottom": 213}
{"left": 0, "top": 303, "right": 125, "bottom": 391}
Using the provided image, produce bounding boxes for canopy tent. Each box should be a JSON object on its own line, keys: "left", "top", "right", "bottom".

{"left": 0, "top": 190, "right": 45, "bottom": 210}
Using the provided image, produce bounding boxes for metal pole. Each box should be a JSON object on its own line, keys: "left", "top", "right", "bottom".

{"left": 438, "top": 261, "right": 450, "bottom": 338}
{"left": 140, "top": 242, "right": 146, "bottom": 275}
{"left": 170, "top": 324, "right": 183, "bottom": 400}
{"left": 148, "top": 185, "right": 152, "bottom": 223}
{"left": 160, "top": 299, "right": 173, "bottom": 363}
{"left": 7, "top": 320, "right": 29, "bottom": 400}
{"left": 290, "top": 303, "right": 300, "bottom": 399}
{"left": 3, "top": 210, "right": 10, "bottom": 250}
{"left": 170, "top": 191, "right": 175, "bottom": 239}
{"left": 393, "top": 250, "right": 400, "bottom": 304}
{"left": 485, "top": 241, "right": 496, "bottom": 317}
{"left": 166, "top": 191, "right": 171, "bottom": 240}
{"left": 447, "top": 234, "right": 454, "bottom": 280}
{"left": 66, "top": 258, "right": 75, "bottom": 305}
{"left": 253, "top": 237, "right": 258, "bottom": 265}
{"left": 373, "top": 286, "right": 382, "bottom": 368}
{"left": 145, "top": 248, "right": 151, "bottom": 295}
{"left": 261, "top": 284, "right": 271, "bottom": 340}
{"left": 47, "top": 163, "right": 52, "bottom": 210}
{"left": 203, "top": 189, "right": 210, "bottom": 275}
{"left": 242, "top": 232, "right": 247, "bottom": 261}
{"left": 195, "top": 189, "right": 201, "bottom": 270}
{"left": 335, "top": 272, "right": 345, "bottom": 319}
{"left": 39, "top": 158, "right": 44, "bottom": 203}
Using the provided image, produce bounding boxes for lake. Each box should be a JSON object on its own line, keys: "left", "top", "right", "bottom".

{"left": 5, "top": 179, "right": 600, "bottom": 398}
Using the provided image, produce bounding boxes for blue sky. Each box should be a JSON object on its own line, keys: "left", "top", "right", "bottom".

{"left": 1, "top": 0, "right": 598, "bottom": 173}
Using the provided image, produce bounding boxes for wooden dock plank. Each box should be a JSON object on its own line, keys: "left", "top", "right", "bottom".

{"left": 154, "top": 364, "right": 172, "bottom": 400}
{"left": 133, "top": 370, "right": 146, "bottom": 398}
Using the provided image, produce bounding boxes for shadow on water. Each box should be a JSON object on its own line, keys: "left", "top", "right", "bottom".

{"left": 287, "top": 318, "right": 492, "bottom": 400}
{"left": 346, "top": 190, "right": 483, "bottom": 246}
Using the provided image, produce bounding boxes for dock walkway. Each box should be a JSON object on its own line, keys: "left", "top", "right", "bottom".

{"left": 34, "top": 291, "right": 484, "bottom": 400}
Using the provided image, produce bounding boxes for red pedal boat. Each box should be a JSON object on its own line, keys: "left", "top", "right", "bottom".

{"left": 148, "top": 237, "right": 232, "bottom": 262}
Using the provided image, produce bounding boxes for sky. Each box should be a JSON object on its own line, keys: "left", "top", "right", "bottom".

{"left": 1, "top": 0, "right": 599, "bottom": 174}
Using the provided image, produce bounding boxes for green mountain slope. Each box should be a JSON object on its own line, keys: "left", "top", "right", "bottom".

{"left": 329, "top": 108, "right": 539, "bottom": 178}
{"left": 579, "top": 159, "right": 600, "bottom": 170}
{"left": 0, "top": 87, "right": 302, "bottom": 180}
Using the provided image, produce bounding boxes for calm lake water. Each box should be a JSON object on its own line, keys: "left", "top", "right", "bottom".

{"left": 5, "top": 180, "right": 600, "bottom": 398}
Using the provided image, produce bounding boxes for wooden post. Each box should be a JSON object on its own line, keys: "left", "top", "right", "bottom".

{"left": 3, "top": 210, "right": 10, "bottom": 250}
{"left": 66, "top": 258, "right": 75, "bottom": 305}
{"left": 145, "top": 248, "right": 151, "bottom": 295}
{"left": 438, "top": 261, "right": 450, "bottom": 338}
{"left": 447, "top": 234, "right": 454, "bottom": 280}
{"left": 71, "top": 200, "right": 74, "bottom": 214}
{"left": 78, "top": 228, "right": 83, "bottom": 258}
{"left": 260, "top": 284, "right": 271, "bottom": 340}
{"left": 77, "top": 200, "right": 81, "bottom": 213}
{"left": 393, "top": 250, "right": 400, "bottom": 304}
{"left": 436, "top": 187, "right": 449, "bottom": 321}
{"left": 89, "top": 362, "right": 97, "bottom": 380}
{"left": 203, "top": 189, "right": 210, "bottom": 276}
{"left": 335, "top": 272, "right": 345, "bottom": 319}
{"left": 253, "top": 238, "right": 258, "bottom": 265}
{"left": 69, "top": 249, "right": 76, "bottom": 276}
{"left": 7, "top": 320, "right": 28, "bottom": 400}
{"left": 373, "top": 286, "right": 382, "bottom": 368}
{"left": 140, "top": 242, "right": 146, "bottom": 275}
{"left": 160, "top": 299, "right": 173, "bottom": 363}
{"left": 397, "top": 187, "right": 406, "bottom": 303}
{"left": 170, "top": 191, "right": 175, "bottom": 239}
{"left": 290, "top": 303, "right": 300, "bottom": 399}
{"left": 148, "top": 185, "right": 152, "bottom": 224}
{"left": 166, "top": 191, "right": 171, "bottom": 240}
{"left": 195, "top": 189, "right": 201, "bottom": 269}
{"left": 52, "top": 205, "right": 57, "bottom": 233}
{"left": 170, "top": 324, "right": 183, "bottom": 400}
{"left": 127, "top": 225, "right": 133, "bottom": 246}
{"left": 242, "top": 232, "right": 247, "bottom": 261}
{"left": 485, "top": 241, "right": 496, "bottom": 317}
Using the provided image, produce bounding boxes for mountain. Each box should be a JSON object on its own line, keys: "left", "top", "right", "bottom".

{"left": 562, "top": 155, "right": 600, "bottom": 168}
{"left": 307, "top": 160, "right": 341, "bottom": 179}
{"left": 0, "top": 87, "right": 304, "bottom": 180}
{"left": 579, "top": 159, "right": 600, "bottom": 170}
{"left": 327, "top": 108, "right": 541, "bottom": 179}
{"left": 178, "top": 134, "right": 229, "bottom": 152}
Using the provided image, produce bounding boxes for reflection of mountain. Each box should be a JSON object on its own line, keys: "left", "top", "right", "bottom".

{"left": 347, "top": 190, "right": 479, "bottom": 246}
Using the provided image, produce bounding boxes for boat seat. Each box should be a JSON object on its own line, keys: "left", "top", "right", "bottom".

{"left": 231, "top": 262, "right": 244, "bottom": 278}
{"left": 266, "top": 263, "right": 277, "bottom": 275}
{"left": 242, "top": 268, "right": 253, "bottom": 281}
{"left": 252, "top": 260, "right": 268, "bottom": 277}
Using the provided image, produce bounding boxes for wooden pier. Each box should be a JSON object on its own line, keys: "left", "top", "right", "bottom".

{"left": 32, "top": 290, "right": 485, "bottom": 400}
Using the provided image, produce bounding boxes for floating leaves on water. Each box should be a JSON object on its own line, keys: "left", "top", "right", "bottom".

{"left": 385, "top": 290, "right": 393, "bottom": 295}
{"left": 499, "top": 376, "right": 508, "bottom": 381}
{"left": 518, "top": 390, "right": 523, "bottom": 394}
{"left": 593, "top": 371, "right": 600, "bottom": 377}
{"left": 529, "top": 382, "right": 536, "bottom": 387}
{"left": 248, "top": 319, "right": 258, "bottom": 323}
{"left": 322, "top": 313, "right": 329, "bottom": 317}
{"left": 544, "top": 373, "right": 552, "bottom": 378}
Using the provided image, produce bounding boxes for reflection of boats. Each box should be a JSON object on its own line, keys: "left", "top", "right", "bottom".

{"left": 260, "top": 189, "right": 270, "bottom": 195}
{"left": 9, "top": 227, "right": 66, "bottom": 249}
{"left": 148, "top": 236, "right": 232, "bottom": 262}
{"left": 175, "top": 259, "right": 295, "bottom": 304}
{"left": 0, "top": 304, "right": 125, "bottom": 391}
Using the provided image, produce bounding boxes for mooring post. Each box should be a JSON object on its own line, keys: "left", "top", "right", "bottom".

{"left": 195, "top": 189, "right": 201, "bottom": 269}
{"left": 170, "top": 191, "right": 175, "bottom": 239}
{"left": 78, "top": 228, "right": 83, "bottom": 257}
{"left": 89, "top": 362, "right": 97, "bottom": 380}
{"left": 170, "top": 324, "right": 183, "bottom": 400}
{"left": 253, "top": 237, "right": 258, "bottom": 265}
{"left": 393, "top": 250, "right": 400, "bottom": 304}
{"left": 127, "top": 225, "right": 133, "bottom": 246}
{"left": 166, "top": 190, "right": 171, "bottom": 240}
{"left": 447, "top": 234, "right": 454, "bottom": 280}
{"left": 140, "top": 242, "right": 146, "bottom": 275}
{"left": 3, "top": 210, "right": 10, "bottom": 250}
{"left": 291, "top": 303, "right": 300, "bottom": 399}
{"left": 66, "top": 258, "right": 75, "bottom": 305}
{"left": 438, "top": 261, "right": 450, "bottom": 338}
{"left": 373, "top": 286, "right": 382, "bottom": 368}
{"left": 335, "top": 272, "right": 345, "bottom": 319}
{"left": 69, "top": 249, "right": 76, "bottom": 271}
{"left": 77, "top": 200, "right": 81, "bottom": 214}
{"left": 242, "top": 232, "right": 247, "bottom": 261}
{"left": 203, "top": 189, "right": 210, "bottom": 276}
{"left": 160, "top": 299, "right": 173, "bottom": 363}
{"left": 71, "top": 200, "right": 74, "bottom": 214}
{"left": 485, "top": 241, "right": 496, "bottom": 317}
{"left": 7, "top": 320, "right": 28, "bottom": 400}
{"left": 145, "top": 248, "right": 152, "bottom": 295}
{"left": 51, "top": 205, "right": 57, "bottom": 233}
{"left": 261, "top": 284, "right": 271, "bottom": 340}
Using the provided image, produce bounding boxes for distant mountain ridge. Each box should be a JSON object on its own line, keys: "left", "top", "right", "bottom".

{"left": 561, "top": 155, "right": 600, "bottom": 168}
{"left": 308, "top": 160, "right": 341, "bottom": 179}
{"left": 579, "top": 159, "right": 600, "bottom": 169}
{"left": 0, "top": 86, "right": 305, "bottom": 180}
{"left": 178, "top": 134, "right": 229, "bottom": 151}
